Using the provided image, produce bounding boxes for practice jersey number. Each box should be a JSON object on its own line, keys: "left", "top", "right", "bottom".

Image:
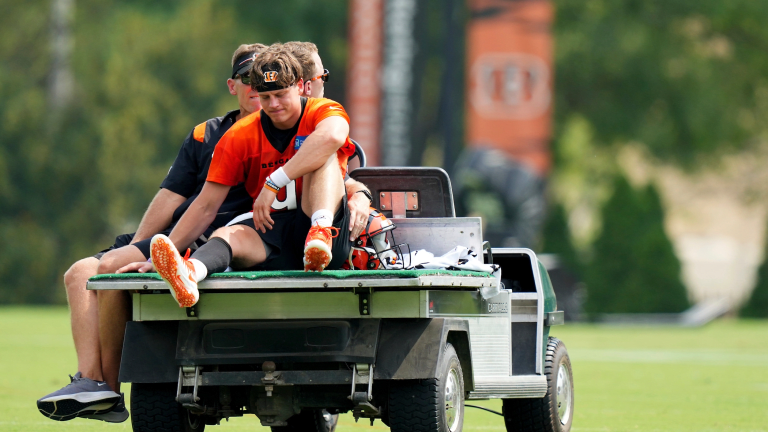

{"left": 271, "top": 180, "right": 297, "bottom": 211}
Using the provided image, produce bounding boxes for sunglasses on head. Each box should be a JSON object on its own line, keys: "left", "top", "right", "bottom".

{"left": 310, "top": 69, "right": 330, "bottom": 83}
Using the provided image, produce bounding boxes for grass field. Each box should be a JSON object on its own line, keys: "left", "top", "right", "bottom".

{"left": 1, "top": 306, "right": 767, "bottom": 432}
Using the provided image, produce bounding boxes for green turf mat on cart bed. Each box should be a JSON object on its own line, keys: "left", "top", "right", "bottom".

{"left": 90, "top": 268, "right": 493, "bottom": 282}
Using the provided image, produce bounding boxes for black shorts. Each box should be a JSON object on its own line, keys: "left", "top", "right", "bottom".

{"left": 234, "top": 196, "right": 352, "bottom": 271}
{"left": 93, "top": 227, "right": 209, "bottom": 260}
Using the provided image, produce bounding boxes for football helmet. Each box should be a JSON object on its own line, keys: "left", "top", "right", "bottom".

{"left": 343, "top": 208, "right": 409, "bottom": 270}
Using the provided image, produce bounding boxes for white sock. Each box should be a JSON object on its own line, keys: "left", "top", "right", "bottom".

{"left": 190, "top": 258, "right": 208, "bottom": 282}
{"left": 311, "top": 209, "right": 334, "bottom": 228}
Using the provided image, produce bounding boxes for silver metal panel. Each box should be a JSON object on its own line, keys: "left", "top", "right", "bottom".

{"left": 466, "top": 317, "right": 510, "bottom": 378}
{"left": 427, "top": 291, "right": 509, "bottom": 317}
{"left": 492, "top": 248, "right": 544, "bottom": 374}
{"left": 545, "top": 311, "right": 565, "bottom": 326}
{"left": 509, "top": 293, "right": 538, "bottom": 300}
{"left": 510, "top": 299, "right": 538, "bottom": 322}
{"left": 417, "top": 276, "right": 497, "bottom": 289}
{"left": 392, "top": 217, "right": 482, "bottom": 256}
{"left": 88, "top": 274, "right": 494, "bottom": 291}
{"left": 132, "top": 291, "right": 426, "bottom": 321}
{"left": 467, "top": 375, "right": 547, "bottom": 399}
{"left": 510, "top": 315, "right": 538, "bottom": 323}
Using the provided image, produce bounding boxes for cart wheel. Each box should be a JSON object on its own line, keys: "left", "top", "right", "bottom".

{"left": 388, "top": 343, "right": 464, "bottom": 432}
{"left": 502, "top": 337, "right": 574, "bottom": 432}
{"left": 131, "top": 383, "right": 205, "bottom": 432}
{"left": 271, "top": 409, "right": 337, "bottom": 432}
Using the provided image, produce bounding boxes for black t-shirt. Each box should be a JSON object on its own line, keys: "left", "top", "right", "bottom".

{"left": 160, "top": 110, "right": 253, "bottom": 230}
{"left": 260, "top": 97, "right": 307, "bottom": 153}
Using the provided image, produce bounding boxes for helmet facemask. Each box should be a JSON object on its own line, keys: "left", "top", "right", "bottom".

{"left": 346, "top": 208, "right": 410, "bottom": 270}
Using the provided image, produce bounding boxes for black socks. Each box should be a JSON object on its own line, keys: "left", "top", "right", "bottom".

{"left": 190, "top": 237, "right": 233, "bottom": 275}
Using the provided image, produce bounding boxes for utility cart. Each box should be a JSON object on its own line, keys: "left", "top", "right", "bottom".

{"left": 88, "top": 167, "right": 573, "bottom": 432}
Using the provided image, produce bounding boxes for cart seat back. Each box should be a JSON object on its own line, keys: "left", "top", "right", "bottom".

{"left": 349, "top": 167, "right": 455, "bottom": 218}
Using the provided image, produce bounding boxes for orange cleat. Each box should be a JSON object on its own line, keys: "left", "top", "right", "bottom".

{"left": 303, "top": 225, "right": 339, "bottom": 272}
{"left": 150, "top": 234, "right": 199, "bottom": 308}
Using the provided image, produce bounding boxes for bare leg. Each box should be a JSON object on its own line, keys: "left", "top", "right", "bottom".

{"left": 210, "top": 225, "right": 268, "bottom": 269}
{"left": 64, "top": 257, "right": 103, "bottom": 381}
{"left": 96, "top": 290, "right": 130, "bottom": 393}
{"left": 96, "top": 245, "right": 146, "bottom": 392}
{"left": 301, "top": 153, "right": 346, "bottom": 216}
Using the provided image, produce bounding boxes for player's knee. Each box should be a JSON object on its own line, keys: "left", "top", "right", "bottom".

{"left": 317, "top": 153, "right": 340, "bottom": 172}
{"left": 210, "top": 226, "right": 238, "bottom": 243}
{"left": 64, "top": 258, "right": 96, "bottom": 289}
{"left": 97, "top": 251, "right": 123, "bottom": 275}
{"left": 63, "top": 263, "right": 78, "bottom": 288}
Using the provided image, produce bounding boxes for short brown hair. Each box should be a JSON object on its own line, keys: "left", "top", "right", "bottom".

{"left": 250, "top": 43, "right": 302, "bottom": 90}
{"left": 284, "top": 41, "right": 318, "bottom": 54}
{"left": 283, "top": 41, "right": 318, "bottom": 81}
{"left": 231, "top": 43, "right": 268, "bottom": 66}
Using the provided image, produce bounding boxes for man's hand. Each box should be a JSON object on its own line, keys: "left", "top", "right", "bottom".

{"left": 117, "top": 261, "right": 154, "bottom": 274}
{"left": 348, "top": 192, "right": 370, "bottom": 241}
{"left": 252, "top": 188, "right": 277, "bottom": 233}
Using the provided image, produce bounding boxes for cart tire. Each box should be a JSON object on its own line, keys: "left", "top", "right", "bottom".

{"left": 130, "top": 383, "right": 205, "bottom": 432}
{"left": 502, "top": 337, "right": 574, "bottom": 432}
{"left": 270, "top": 409, "right": 337, "bottom": 432}
{"left": 388, "top": 343, "right": 464, "bottom": 432}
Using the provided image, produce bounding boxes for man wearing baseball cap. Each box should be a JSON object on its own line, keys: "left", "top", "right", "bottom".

{"left": 36, "top": 42, "right": 267, "bottom": 423}
{"left": 141, "top": 43, "right": 357, "bottom": 308}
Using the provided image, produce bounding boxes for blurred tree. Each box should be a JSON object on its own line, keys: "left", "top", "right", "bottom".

{"left": 585, "top": 173, "right": 689, "bottom": 315}
{"left": 0, "top": 0, "right": 348, "bottom": 303}
{"left": 540, "top": 202, "right": 582, "bottom": 277}
{"left": 0, "top": 0, "right": 67, "bottom": 302}
{"left": 741, "top": 221, "right": 768, "bottom": 318}
{"left": 554, "top": 0, "right": 768, "bottom": 165}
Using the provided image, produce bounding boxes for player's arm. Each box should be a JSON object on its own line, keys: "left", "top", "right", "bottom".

{"left": 131, "top": 188, "right": 187, "bottom": 243}
{"left": 134, "top": 123, "right": 205, "bottom": 243}
{"left": 282, "top": 116, "right": 349, "bottom": 179}
{"left": 345, "top": 178, "right": 371, "bottom": 240}
{"left": 251, "top": 116, "right": 349, "bottom": 232}
{"left": 167, "top": 181, "right": 231, "bottom": 250}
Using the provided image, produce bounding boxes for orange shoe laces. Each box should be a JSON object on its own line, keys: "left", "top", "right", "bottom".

{"left": 307, "top": 225, "right": 340, "bottom": 244}
{"left": 182, "top": 248, "right": 195, "bottom": 274}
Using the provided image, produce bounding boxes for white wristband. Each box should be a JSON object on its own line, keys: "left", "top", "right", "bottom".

{"left": 269, "top": 167, "right": 291, "bottom": 189}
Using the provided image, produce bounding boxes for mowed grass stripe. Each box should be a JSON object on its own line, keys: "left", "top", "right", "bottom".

{"left": 552, "top": 322, "right": 768, "bottom": 432}
{"left": 569, "top": 348, "right": 768, "bottom": 365}
{"left": 2, "top": 307, "right": 768, "bottom": 431}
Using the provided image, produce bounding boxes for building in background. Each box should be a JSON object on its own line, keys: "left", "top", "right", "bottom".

{"left": 455, "top": 0, "right": 552, "bottom": 248}
{"left": 347, "top": 0, "right": 553, "bottom": 249}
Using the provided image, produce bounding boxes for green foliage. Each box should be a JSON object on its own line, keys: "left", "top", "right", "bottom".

{"left": 0, "top": 0, "right": 348, "bottom": 303}
{"left": 585, "top": 174, "right": 689, "bottom": 314}
{"left": 540, "top": 202, "right": 582, "bottom": 277}
{"left": 741, "top": 223, "right": 768, "bottom": 318}
{"left": 554, "top": 0, "right": 768, "bottom": 164}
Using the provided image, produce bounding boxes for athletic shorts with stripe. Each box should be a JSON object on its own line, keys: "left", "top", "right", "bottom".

{"left": 232, "top": 195, "right": 352, "bottom": 271}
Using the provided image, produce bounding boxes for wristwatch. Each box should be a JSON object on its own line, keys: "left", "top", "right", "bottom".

{"left": 355, "top": 189, "right": 373, "bottom": 205}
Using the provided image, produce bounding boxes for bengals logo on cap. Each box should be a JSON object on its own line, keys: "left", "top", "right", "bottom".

{"left": 264, "top": 71, "right": 278, "bottom": 82}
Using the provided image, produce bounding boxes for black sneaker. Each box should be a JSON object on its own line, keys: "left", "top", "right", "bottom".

{"left": 82, "top": 393, "right": 129, "bottom": 423}
{"left": 37, "top": 373, "right": 121, "bottom": 421}
{"left": 322, "top": 410, "right": 339, "bottom": 432}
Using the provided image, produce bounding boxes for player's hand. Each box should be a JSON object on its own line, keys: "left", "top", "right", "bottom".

{"left": 348, "top": 192, "right": 370, "bottom": 241}
{"left": 117, "top": 261, "right": 155, "bottom": 274}
{"left": 252, "top": 188, "right": 277, "bottom": 233}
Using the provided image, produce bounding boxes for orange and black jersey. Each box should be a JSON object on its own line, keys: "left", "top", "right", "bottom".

{"left": 207, "top": 97, "right": 355, "bottom": 212}
{"left": 160, "top": 109, "right": 253, "bottom": 227}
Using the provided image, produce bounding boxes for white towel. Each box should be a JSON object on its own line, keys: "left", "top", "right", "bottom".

{"left": 387, "top": 246, "right": 502, "bottom": 299}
